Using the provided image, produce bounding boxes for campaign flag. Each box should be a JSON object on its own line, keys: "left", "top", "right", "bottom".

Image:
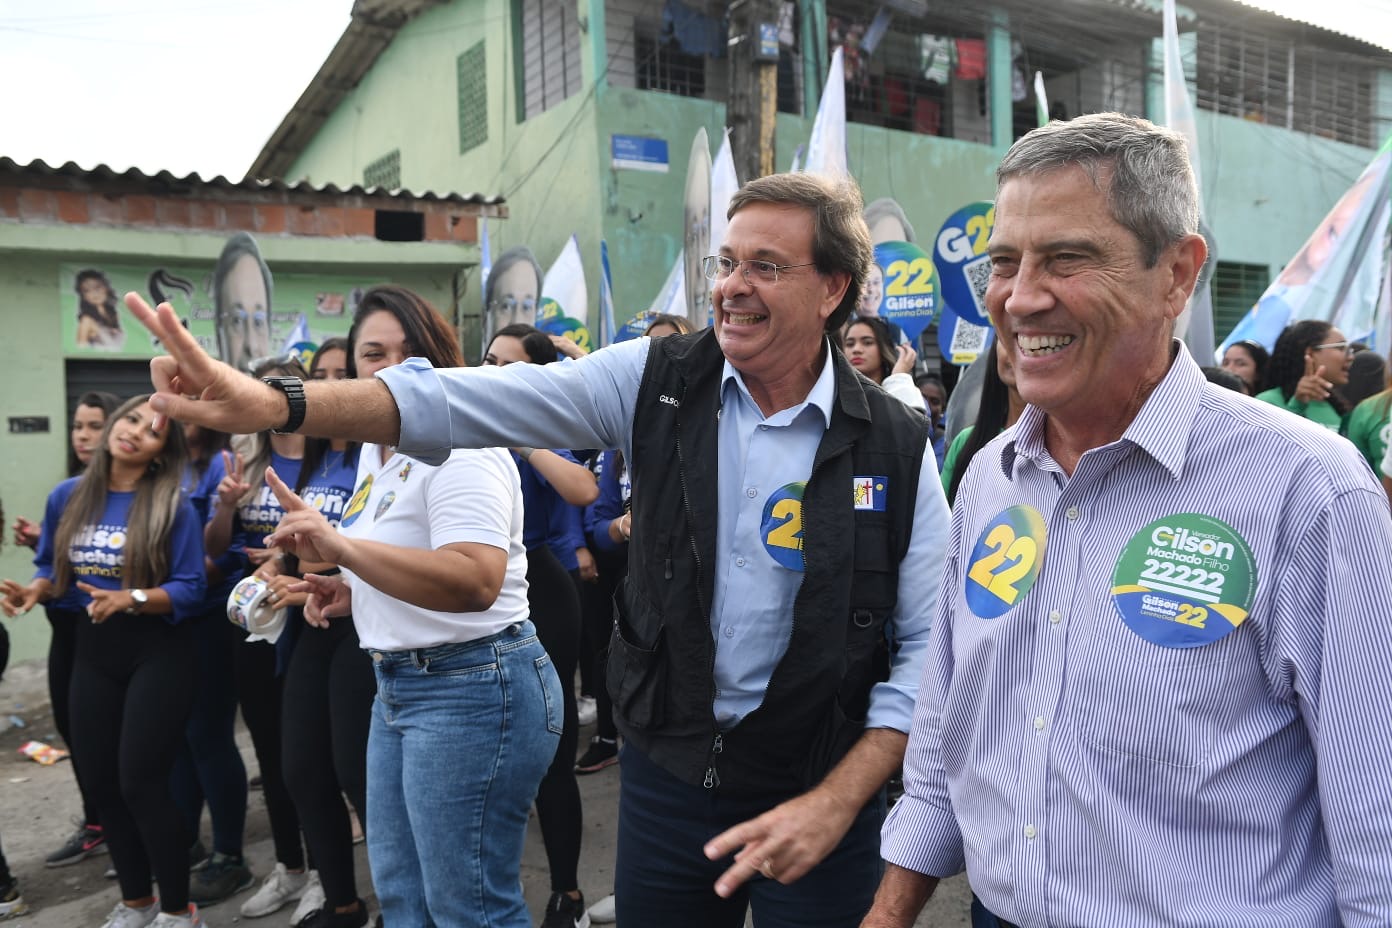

{"left": 1163, "top": 0, "right": 1216, "bottom": 362}
{"left": 480, "top": 217, "right": 492, "bottom": 297}
{"left": 710, "top": 129, "right": 740, "bottom": 257}
{"left": 1034, "top": 71, "right": 1049, "bottom": 127}
{"left": 804, "top": 46, "right": 848, "bottom": 177}
{"left": 616, "top": 251, "right": 686, "bottom": 342}
{"left": 1221, "top": 139, "right": 1392, "bottom": 352}
{"left": 599, "top": 239, "right": 616, "bottom": 348}
{"left": 538, "top": 235, "right": 592, "bottom": 350}
{"left": 789, "top": 144, "right": 805, "bottom": 174}
{"left": 280, "top": 313, "right": 315, "bottom": 369}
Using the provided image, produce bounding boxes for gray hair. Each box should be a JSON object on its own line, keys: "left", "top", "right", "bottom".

{"left": 996, "top": 112, "right": 1198, "bottom": 267}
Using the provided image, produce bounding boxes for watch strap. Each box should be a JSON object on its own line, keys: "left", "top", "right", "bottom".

{"left": 263, "top": 376, "right": 307, "bottom": 434}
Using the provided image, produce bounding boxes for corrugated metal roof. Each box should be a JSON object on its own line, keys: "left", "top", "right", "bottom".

{"left": 1221, "top": 0, "right": 1392, "bottom": 53}
{"left": 0, "top": 156, "right": 504, "bottom": 207}
{"left": 248, "top": 0, "right": 449, "bottom": 181}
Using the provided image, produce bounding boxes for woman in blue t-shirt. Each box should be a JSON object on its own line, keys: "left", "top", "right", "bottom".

{"left": 1, "top": 395, "right": 207, "bottom": 927}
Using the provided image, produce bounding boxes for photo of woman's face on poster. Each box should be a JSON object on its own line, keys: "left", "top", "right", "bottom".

{"left": 73, "top": 269, "right": 125, "bottom": 350}
{"left": 213, "top": 232, "right": 272, "bottom": 371}
{"left": 485, "top": 246, "right": 543, "bottom": 329}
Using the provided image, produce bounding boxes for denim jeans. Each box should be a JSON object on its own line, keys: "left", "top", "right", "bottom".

{"left": 365, "top": 621, "right": 562, "bottom": 928}
{"left": 615, "top": 744, "right": 886, "bottom": 928}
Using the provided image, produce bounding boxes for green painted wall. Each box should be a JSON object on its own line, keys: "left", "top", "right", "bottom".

{"left": 0, "top": 225, "right": 463, "bottom": 665}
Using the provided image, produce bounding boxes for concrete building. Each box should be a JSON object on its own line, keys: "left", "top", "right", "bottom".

{"left": 0, "top": 155, "right": 500, "bottom": 661}
{"left": 252, "top": 0, "right": 1392, "bottom": 343}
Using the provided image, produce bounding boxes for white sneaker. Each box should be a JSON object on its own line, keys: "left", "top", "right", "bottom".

{"left": 587, "top": 894, "right": 616, "bottom": 924}
{"left": 288, "top": 871, "right": 324, "bottom": 926}
{"left": 149, "top": 905, "right": 206, "bottom": 927}
{"left": 99, "top": 900, "right": 160, "bottom": 928}
{"left": 240, "top": 864, "right": 308, "bottom": 918}
{"left": 577, "top": 695, "right": 598, "bottom": 727}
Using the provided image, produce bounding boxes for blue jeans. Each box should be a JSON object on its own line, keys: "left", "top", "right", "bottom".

{"left": 616, "top": 744, "right": 886, "bottom": 928}
{"left": 365, "top": 621, "right": 562, "bottom": 928}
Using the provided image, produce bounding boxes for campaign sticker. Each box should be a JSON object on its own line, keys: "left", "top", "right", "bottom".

{"left": 933, "top": 202, "right": 995, "bottom": 326}
{"left": 853, "top": 476, "right": 888, "bottom": 512}
{"left": 1110, "top": 514, "right": 1256, "bottom": 648}
{"left": 374, "top": 491, "right": 398, "bottom": 520}
{"left": 936, "top": 303, "right": 995, "bottom": 367}
{"left": 964, "top": 505, "right": 1046, "bottom": 618}
{"left": 761, "top": 482, "right": 806, "bottom": 571}
{"left": 537, "top": 298, "right": 593, "bottom": 353}
{"left": 340, "top": 474, "right": 373, "bottom": 528}
{"left": 870, "top": 241, "right": 940, "bottom": 342}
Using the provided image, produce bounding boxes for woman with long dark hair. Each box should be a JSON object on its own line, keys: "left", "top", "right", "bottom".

{"left": 264, "top": 285, "right": 561, "bottom": 927}
{"left": 841, "top": 316, "right": 924, "bottom": 412}
{"left": 1220, "top": 339, "right": 1269, "bottom": 396}
{"left": 2, "top": 396, "right": 207, "bottom": 928}
{"left": 74, "top": 269, "right": 125, "bottom": 349}
{"left": 942, "top": 339, "right": 1025, "bottom": 506}
{"left": 1256, "top": 320, "right": 1354, "bottom": 433}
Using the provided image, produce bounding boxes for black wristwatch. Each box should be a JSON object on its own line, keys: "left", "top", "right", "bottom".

{"left": 262, "top": 376, "right": 307, "bottom": 434}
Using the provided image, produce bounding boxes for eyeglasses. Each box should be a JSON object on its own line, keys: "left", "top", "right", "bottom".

{"left": 1313, "top": 341, "right": 1354, "bottom": 355}
{"left": 249, "top": 353, "right": 308, "bottom": 378}
{"left": 489, "top": 296, "right": 537, "bottom": 315}
{"left": 702, "top": 255, "right": 816, "bottom": 285}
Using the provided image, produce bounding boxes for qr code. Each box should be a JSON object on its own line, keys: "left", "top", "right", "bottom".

{"left": 963, "top": 253, "right": 992, "bottom": 318}
{"left": 949, "top": 318, "right": 990, "bottom": 364}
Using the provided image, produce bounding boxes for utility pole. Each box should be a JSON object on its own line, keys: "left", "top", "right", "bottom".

{"left": 727, "top": 0, "right": 783, "bottom": 181}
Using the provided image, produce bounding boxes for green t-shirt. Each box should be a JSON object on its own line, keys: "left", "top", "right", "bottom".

{"left": 1254, "top": 387, "right": 1347, "bottom": 435}
{"left": 941, "top": 426, "right": 975, "bottom": 505}
{"left": 1346, "top": 393, "right": 1392, "bottom": 473}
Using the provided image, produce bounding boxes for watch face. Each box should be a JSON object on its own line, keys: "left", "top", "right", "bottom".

{"left": 130, "top": 589, "right": 148, "bottom": 604}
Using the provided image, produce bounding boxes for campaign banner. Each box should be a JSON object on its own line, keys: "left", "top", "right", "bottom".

{"left": 869, "top": 241, "right": 940, "bottom": 341}
{"left": 804, "top": 46, "right": 849, "bottom": 177}
{"left": 617, "top": 251, "right": 687, "bottom": 342}
{"left": 932, "top": 202, "right": 995, "bottom": 326}
{"left": 937, "top": 303, "right": 995, "bottom": 366}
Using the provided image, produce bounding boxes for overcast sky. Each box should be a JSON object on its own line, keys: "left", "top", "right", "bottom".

{"left": 0, "top": 0, "right": 1389, "bottom": 181}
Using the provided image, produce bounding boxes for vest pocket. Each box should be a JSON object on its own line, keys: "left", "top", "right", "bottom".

{"left": 607, "top": 602, "right": 667, "bottom": 731}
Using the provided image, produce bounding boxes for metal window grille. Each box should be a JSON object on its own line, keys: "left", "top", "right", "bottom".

{"left": 363, "top": 149, "right": 401, "bottom": 190}
{"left": 1211, "top": 261, "right": 1271, "bottom": 342}
{"left": 636, "top": 29, "right": 707, "bottom": 98}
{"left": 520, "top": 0, "right": 583, "bottom": 120}
{"left": 457, "top": 41, "right": 489, "bottom": 154}
{"left": 1196, "top": 22, "right": 1376, "bottom": 148}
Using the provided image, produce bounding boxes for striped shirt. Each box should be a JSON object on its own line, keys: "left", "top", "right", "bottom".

{"left": 882, "top": 343, "right": 1392, "bottom": 926}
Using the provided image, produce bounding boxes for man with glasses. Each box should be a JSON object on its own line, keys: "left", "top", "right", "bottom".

{"left": 126, "top": 172, "right": 951, "bottom": 928}
{"left": 862, "top": 114, "right": 1392, "bottom": 928}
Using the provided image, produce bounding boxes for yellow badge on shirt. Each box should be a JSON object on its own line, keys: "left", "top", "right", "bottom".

{"left": 339, "top": 474, "right": 373, "bottom": 528}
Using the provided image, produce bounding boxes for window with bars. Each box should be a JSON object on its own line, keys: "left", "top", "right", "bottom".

{"left": 1211, "top": 261, "right": 1271, "bottom": 341}
{"left": 457, "top": 42, "right": 489, "bottom": 154}
{"left": 517, "top": 0, "right": 583, "bottom": 121}
{"left": 363, "top": 149, "right": 401, "bottom": 190}
{"left": 1196, "top": 23, "right": 1377, "bottom": 148}
{"left": 606, "top": 0, "right": 802, "bottom": 115}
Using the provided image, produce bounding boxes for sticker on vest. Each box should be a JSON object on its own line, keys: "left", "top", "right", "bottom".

{"left": 374, "top": 491, "right": 398, "bottom": 520}
{"left": 761, "top": 482, "right": 806, "bottom": 571}
{"left": 339, "top": 474, "right": 373, "bottom": 528}
{"left": 1110, "top": 514, "right": 1256, "bottom": 648}
{"left": 853, "top": 476, "right": 889, "bottom": 511}
{"left": 964, "top": 505, "right": 1046, "bottom": 618}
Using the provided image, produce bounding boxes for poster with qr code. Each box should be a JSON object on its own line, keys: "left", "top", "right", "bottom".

{"left": 933, "top": 202, "right": 995, "bottom": 326}
{"left": 868, "top": 241, "right": 941, "bottom": 341}
{"left": 937, "top": 303, "right": 994, "bottom": 366}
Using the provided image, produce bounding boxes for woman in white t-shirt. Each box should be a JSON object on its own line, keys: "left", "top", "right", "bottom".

{"left": 262, "top": 285, "right": 562, "bottom": 928}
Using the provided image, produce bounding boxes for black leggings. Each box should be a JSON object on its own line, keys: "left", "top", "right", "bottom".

{"left": 46, "top": 606, "right": 100, "bottom": 825}
{"left": 528, "top": 545, "right": 583, "bottom": 893}
{"left": 70, "top": 614, "right": 194, "bottom": 911}
{"left": 578, "top": 548, "right": 626, "bottom": 741}
{"left": 282, "top": 616, "right": 374, "bottom": 909}
{"left": 235, "top": 637, "right": 304, "bottom": 870}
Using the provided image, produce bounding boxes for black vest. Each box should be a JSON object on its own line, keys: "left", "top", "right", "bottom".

{"left": 607, "top": 330, "right": 928, "bottom": 793}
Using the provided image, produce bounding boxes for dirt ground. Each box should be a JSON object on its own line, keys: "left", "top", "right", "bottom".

{"left": 0, "top": 657, "right": 971, "bottom": 927}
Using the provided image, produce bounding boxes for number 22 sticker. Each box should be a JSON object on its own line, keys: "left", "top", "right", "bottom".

{"left": 964, "top": 506, "right": 1047, "bottom": 618}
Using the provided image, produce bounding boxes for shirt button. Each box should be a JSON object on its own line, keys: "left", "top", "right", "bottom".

{"left": 759, "top": 424, "right": 769, "bottom": 431}
{"left": 746, "top": 487, "right": 757, "bottom": 498}
{"left": 724, "top": 626, "right": 735, "bottom": 638}
{"left": 1066, "top": 506, "right": 1080, "bottom": 520}
{"left": 1033, "top": 716, "right": 1045, "bottom": 731}
{"left": 735, "top": 557, "right": 746, "bottom": 567}
{"left": 1023, "top": 824, "right": 1037, "bottom": 839}
{"left": 1049, "top": 610, "right": 1062, "bottom": 625}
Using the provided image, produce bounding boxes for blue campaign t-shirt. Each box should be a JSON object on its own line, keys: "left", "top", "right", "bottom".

{"left": 296, "top": 447, "right": 359, "bottom": 529}
{"left": 515, "top": 450, "right": 585, "bottom": 569}
{"left": 232, "top": 452, "right": 304, "bottom": 553}
{"left": 34, "top": 477, "right": 206, "bottom": 623}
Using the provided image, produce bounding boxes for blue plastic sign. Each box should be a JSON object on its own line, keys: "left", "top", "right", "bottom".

{"left": 937, "top": 303, "right": 995, "bottom": 367}
{"left": 869, "top": 241, "right": 940, "bottom": 342}
{"left": 611, "top": 135, "right": 670, "bottom": 173}
{"left": 933, "top": 202, "right": 995, "bottom": 326}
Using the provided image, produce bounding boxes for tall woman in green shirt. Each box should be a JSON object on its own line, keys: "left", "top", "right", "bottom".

{"left": 1255, "top": 320, "right": 1354, "bottom": 433}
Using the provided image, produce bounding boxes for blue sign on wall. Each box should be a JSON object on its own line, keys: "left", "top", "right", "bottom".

{"left": 611, "top": 135, "right": 670, "bottom": 173}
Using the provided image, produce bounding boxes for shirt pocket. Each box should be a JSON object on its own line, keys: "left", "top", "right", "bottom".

{"left": 1072, "top": 618, "right": 1237, "bottom": 768}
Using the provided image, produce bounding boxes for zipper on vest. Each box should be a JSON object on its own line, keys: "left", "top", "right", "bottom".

{"left": 704, "top": 733, "right": 724, "bottom": 789}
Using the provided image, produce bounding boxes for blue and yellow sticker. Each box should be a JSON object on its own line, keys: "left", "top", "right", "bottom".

{"left": 761, "top": 482, "right": 806, "bottom": 571}
{"left": 964, "top": 505, "right": 1046, "bottom": 618}
{"left": 339, "top": 474, "right": 373, "bottom": 529}
{"left": 1111, "top": 514, "right": 1256, "bottom": 648}
{"left": 853, "top": 476, "right": 888, "bottom": 511}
